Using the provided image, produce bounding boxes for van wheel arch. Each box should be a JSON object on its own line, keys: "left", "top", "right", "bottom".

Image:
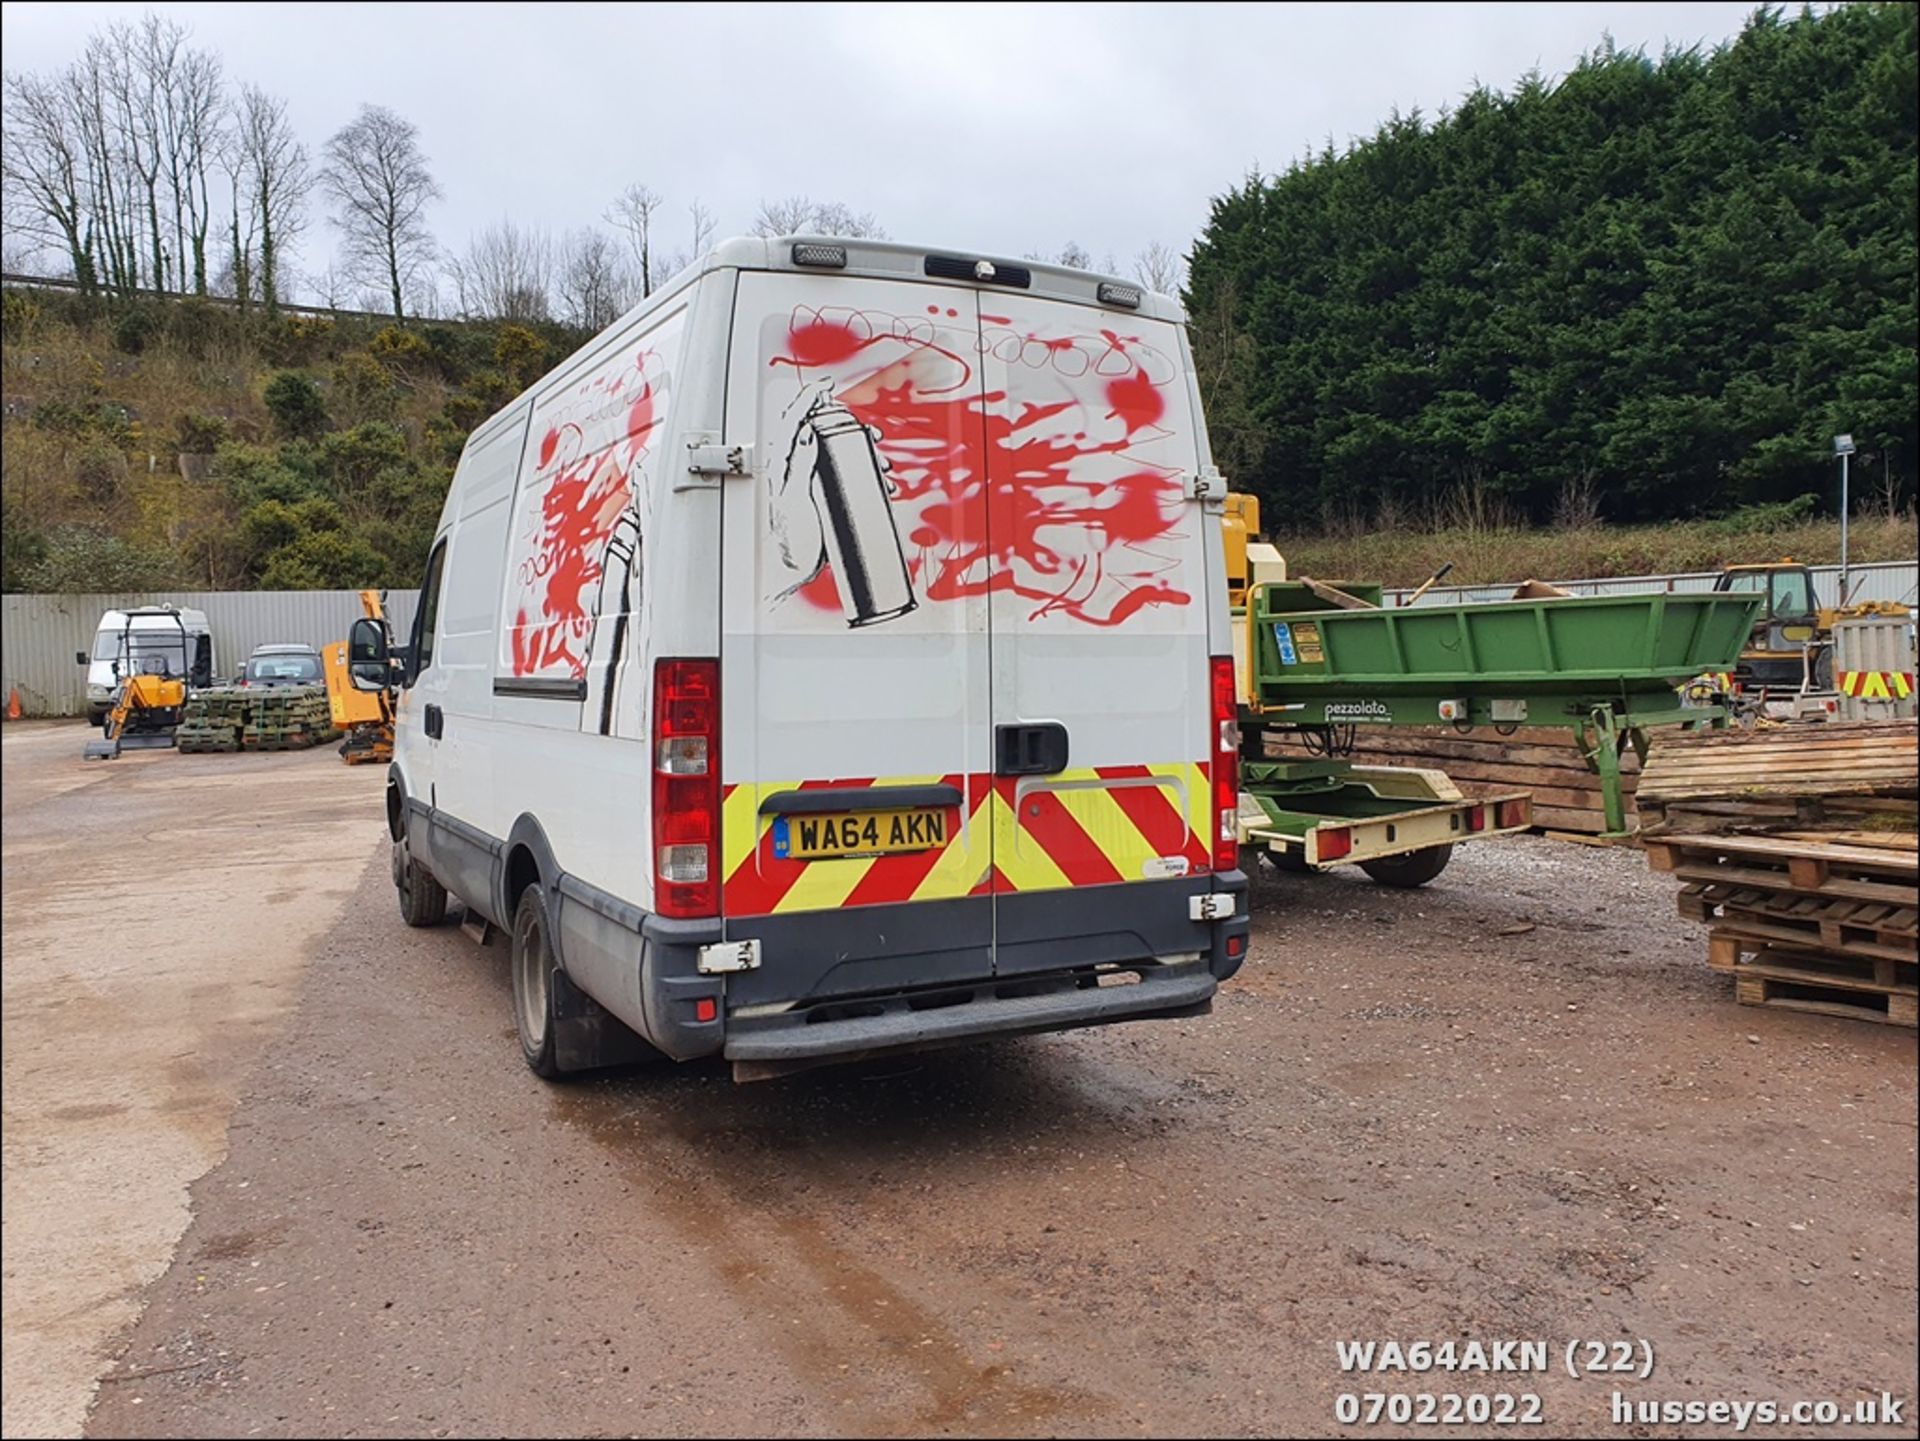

{"left": 500, "top": 815, "right": 562, "bottom": 941}
{"left": 384, "top": 767, "right": 407, "bottom": 842}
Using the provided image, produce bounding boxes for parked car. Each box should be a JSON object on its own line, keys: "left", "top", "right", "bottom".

{"left": 240, "top": 643, "right": 324, "bottom": 688}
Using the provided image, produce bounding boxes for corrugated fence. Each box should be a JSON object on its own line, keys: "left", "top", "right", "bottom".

{"left": 1383, "top": 560, "right": 1917, "bottom": 610}
{"left": 3, "top": 563, "right": 1913, "bottom": 717}
{"left": 2, "top": 590, "right": 419, "bottom": 716}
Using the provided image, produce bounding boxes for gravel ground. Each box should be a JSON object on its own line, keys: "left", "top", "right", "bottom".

{"left": 58, "top": 802, "right": 1914, "bottom": 1439}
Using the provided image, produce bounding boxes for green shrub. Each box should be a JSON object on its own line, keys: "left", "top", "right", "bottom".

{"left": 331, "top": 351, "right": 399, "bottom": 424}
{"left": 263, "top": 371, "right": 329, "bottom": 440}
{"left": 112, "top": 305, "right": 160, "bottom": 354}
{"left": 72, "top": 439, "right": 128, "bottom": 502}
{"left": 174, "top": 412, "right": 231, "bottom": 454}
{"left": 16, "top": 525, "right": 182, "bottom": 591}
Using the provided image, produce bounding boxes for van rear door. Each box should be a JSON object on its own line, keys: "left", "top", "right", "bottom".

{"left": 718, "top": 271, "right": 995, "bottom": 1000}
{"left": 973, "top": 296, "right": 1215, "bottom": 972}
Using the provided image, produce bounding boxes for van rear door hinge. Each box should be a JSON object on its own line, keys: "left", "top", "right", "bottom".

{"left": 697, "top": 938, "right": 761, "bottom": 974}
{"left": 1185, "top": 467, "right": 1227, "bottom": 502}
{"left": 686, "top": 439, "right": 753, "bottom": 480}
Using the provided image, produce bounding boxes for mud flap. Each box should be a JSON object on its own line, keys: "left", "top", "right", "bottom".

{"left": 550, "top": 966, "right": 658, "bottom": 1072}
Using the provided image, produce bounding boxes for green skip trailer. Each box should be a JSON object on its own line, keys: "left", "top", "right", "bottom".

{"left": 1232, "top": 581, "right": 1764, "bottom": 886}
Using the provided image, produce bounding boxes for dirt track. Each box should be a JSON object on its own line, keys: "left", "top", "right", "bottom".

{"left": 2, "top": 722, "right": 1913, "bottom": 1438}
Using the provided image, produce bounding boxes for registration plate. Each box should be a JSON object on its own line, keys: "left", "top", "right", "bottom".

{"left": 772, "top": 808, "right": 948, "bottom": 861}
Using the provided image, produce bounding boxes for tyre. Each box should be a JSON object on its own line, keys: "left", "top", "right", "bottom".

{"left": 510, "top": 886, "right": 562, "bottom": 1079}
{"left": 1359, "top": 844, "right": 1454, "bottom": 889}
{"left": 393, "top": 837, "right": 448, "bottom": 927}
{"left": 1269, "top": 848, "right": 1313, "bottom": 874}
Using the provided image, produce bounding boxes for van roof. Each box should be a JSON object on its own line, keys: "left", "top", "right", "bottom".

{"left": 706, "top": 235, "right": 1188, "bottom": 324}
{"left": 469, "top": 234, "right": 1189, "bottom": 452}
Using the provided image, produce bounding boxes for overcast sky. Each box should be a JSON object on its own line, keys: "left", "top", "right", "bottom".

{"left": 2, "top": 1, "right": 1775, "bottom": 299}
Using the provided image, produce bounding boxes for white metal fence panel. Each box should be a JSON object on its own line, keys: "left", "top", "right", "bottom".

{"left": 1383, "top": 560, "right": 1917, "bottom": 610}
{"left": 2, "top": 589, "right": 420, "bottom": 716}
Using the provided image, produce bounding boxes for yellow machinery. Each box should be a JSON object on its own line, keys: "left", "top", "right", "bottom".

{"left": 82, "top": 612, "right": 192, "bottom": 760}
{"left": 1712, "top": 560, "right": 1908, "bottom": 692}
{"left": 324, "top": 589, "right": 395, "bottom": 764}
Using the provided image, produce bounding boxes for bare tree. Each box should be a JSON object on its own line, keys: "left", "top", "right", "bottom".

{"left": 232, "top": 85, "right": 307, "bottom": 311}
{"left": 448, "top": 219, "right": 553, "bottom": 321}
{"left": 606, "top": 183, "right": 662, "bottom": 298}
{"left": 557, "top": 227, "right": 635, "bottom": 331}
{"left": 164, "top": 38, "right": 224, "bottom": 294}
{"left": 318, "top": 103, "right": 441, "bottom": 321}
{"left": 2, "top": 70, "right": 96, "bottom": 287}
{"left": 1028, "top": 242, "right": 1091, "bottom": 270}
{"left": 688, "top": 198, "right": 715, "bottom": 257}
{"left": 1132, "top": 241, "right": 1183, "bottom": 294}
{"left": 3, "top": 16, "right": 227, "bottom": 298}
{"left": 750, "top": 195, "right": 886, "bottom": 239}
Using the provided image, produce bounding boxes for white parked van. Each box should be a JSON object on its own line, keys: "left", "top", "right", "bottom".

{"left": 353, "top": 237, "right": 1249, "bottom": 1081}
{"left": 80, "top": 606, "right": 214, "bottom": 724}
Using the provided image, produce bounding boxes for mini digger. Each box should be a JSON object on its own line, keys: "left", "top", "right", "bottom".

{"left": 82, "top": 610, "right": 195, "bottom": 760}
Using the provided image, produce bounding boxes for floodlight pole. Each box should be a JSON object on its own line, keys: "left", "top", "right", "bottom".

{"left": 1833, "top": 434, "right": 1855, "bottom": 607}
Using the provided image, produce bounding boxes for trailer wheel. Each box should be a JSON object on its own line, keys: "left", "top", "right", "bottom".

{"left": 1359, "top": 844, "right": 1453, "bottom": 889}
{"left": 1269, "top": 849, "right": 1313, "bottom": 874}
{"left": 394, "top": 838, "right": 448, "bottom": 927}
{"left": 510, "top": 886, "right": 562, "bottom": 1079}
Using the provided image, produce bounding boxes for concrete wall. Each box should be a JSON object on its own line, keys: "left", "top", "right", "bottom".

{"left": 2, "top": 590, "right": 419, "bottom": 716}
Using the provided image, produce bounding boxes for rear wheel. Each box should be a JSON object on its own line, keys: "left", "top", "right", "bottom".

{"left": 393, "top": 837, "right": 448, "bottom": 927}
{"left": 511, "top": 886, "right": 562, "bottom": 1079}
{"left": 1359, "top": 844, "right": 1453, "bottom": 889}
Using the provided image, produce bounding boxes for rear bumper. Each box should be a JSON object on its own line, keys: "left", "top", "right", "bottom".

{"left": 725, "top": 958, "right": 1217, "bottom": 1068}
{"left": 620, "top": 871, "right": 1248, "bottom": 1067}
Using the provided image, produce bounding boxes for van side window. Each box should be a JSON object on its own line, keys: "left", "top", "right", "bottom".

{"left": 413, "top": 540, "right": 448, "bottom": 676}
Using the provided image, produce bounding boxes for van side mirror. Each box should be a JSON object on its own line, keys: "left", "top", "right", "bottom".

{"left": 348, "top": 618, "right": 393, "bottom": 691}
{"left": 76, "top": 651, "right": 88, "bottom": 666}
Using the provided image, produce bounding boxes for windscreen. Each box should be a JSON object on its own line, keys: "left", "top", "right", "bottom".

{"left": 248, "top": 654, "right": 323, "bottom": 683}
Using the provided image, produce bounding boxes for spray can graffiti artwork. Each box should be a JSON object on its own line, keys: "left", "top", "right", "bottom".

{"left": 800, "top": 397, "right": 917, "bottom": 628}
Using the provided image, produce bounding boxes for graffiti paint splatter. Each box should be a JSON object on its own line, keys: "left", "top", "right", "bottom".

{"left": 508, "top": 347, "right": 664, "bottom": 677}
{"left": 770, "top": 306, "right": 1191, "bottom": 626}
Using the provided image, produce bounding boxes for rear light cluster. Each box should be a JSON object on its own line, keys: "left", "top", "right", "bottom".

{"left": 1497, "top": 798, "right": 1530, "bottom": 829}
{"left": 1210, "top": 656, "right": 1239, "bottom": 872}
{"left": 652, "top": 659, "right": 720, "bottom": 919}
{"left": 1317, "top": 826, "right": 1353, "bottom": 861}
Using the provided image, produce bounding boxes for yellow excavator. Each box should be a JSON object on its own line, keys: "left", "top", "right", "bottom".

{"left": 82, "top": 611, "right": 193, "bottom": 760}
{"left": 323, "top": 589, "right": 396, "bottom": 764}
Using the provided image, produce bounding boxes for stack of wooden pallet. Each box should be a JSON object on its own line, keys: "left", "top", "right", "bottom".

{"left": 1639, "top": 722, "right": 1918, "bottom": 1027}
{"left": 1269, "top": 724, "right": 1640, "bottom": 835}
{"left": 242, "top": 685, "right": 340, "bottom": 751}
{"left": 175, "top": 688, "right": 247, "bottom": 753}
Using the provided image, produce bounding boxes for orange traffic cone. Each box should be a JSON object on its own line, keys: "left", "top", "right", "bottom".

{"left": 6, "top": 687, "right": 21, "bottom": 720}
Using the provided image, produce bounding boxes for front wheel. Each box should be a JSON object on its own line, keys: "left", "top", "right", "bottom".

{"left": 1359, "top": 844, "right": 1454, "bottom": 889}
{"left": 511, "top": 886, "right": 563, "bottom": 1079}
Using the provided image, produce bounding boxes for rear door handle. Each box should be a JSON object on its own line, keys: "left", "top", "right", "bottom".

{"left": 995, "top": 722, "right": 1068, "bottom": 776}
{"left": 424, "top": 702, "right": 444, "bottom": 740}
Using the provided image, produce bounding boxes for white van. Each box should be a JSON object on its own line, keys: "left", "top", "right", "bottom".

{"left": 353, "top": 237, "right": 1250, "bottom": 1081}
{"left": 80, "top": 606, "right": 214, "bottom": 724}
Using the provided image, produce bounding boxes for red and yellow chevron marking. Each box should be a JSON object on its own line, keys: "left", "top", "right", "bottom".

{"left": 721, "top": 764, "right": 1212, "bottom": 916}
{"left": 1838, "top": 669, "right": 1914, "bottom": 700}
